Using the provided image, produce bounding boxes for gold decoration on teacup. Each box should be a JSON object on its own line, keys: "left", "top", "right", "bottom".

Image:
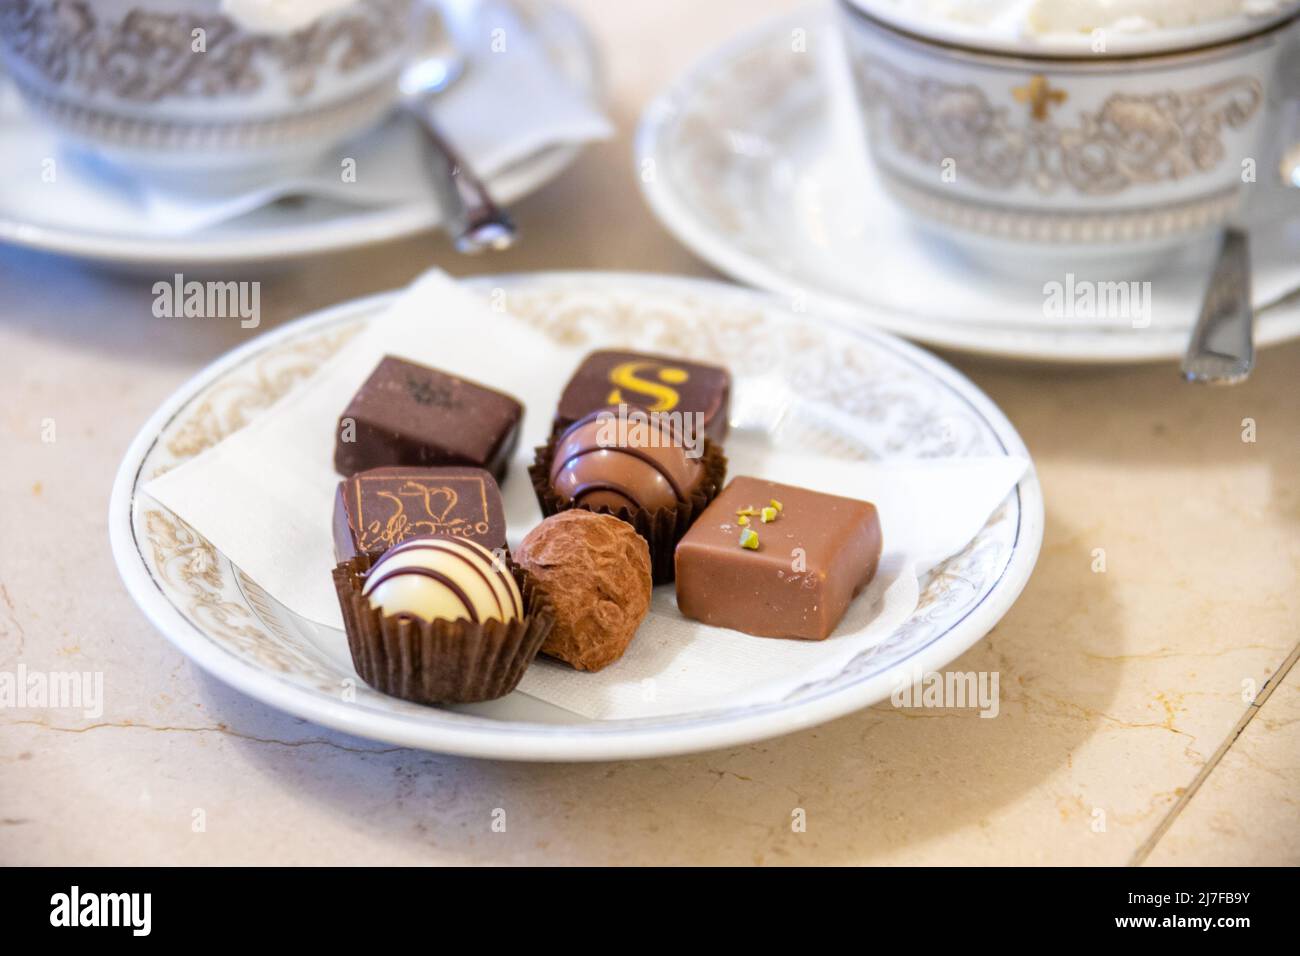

{"left": 1012, "top": 75, "right": 1067, "bottom": 122}
{"left": 0, "top": 0, "right": 411, "bottom": 102}
{"left": 851, "top": 54, "right": 1262, "bottom": 195}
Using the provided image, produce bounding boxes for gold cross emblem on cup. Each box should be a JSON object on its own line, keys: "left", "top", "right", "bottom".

{"left": 1012, "top": 75, "right": 1068, "bottom": 121}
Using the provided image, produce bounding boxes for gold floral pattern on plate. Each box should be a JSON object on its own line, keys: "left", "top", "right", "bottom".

{"left": 159, "top": 320, "right": 362, "bottom": 472}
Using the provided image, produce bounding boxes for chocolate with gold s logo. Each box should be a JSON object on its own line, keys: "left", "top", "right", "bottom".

{"left": 555, "top": 350, "right": 731, "bottom": 444}
{"left": 333, "top": 466, "right": 506, "bottom": 562}
{"left": 605, "top": 360, "right": 689, "bottom": 412}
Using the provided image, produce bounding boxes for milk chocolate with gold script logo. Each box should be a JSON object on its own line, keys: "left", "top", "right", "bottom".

{"left": 333, "top": 466, "right": 507, "bottom": 562}
{"left": 334, "top": 356, "right": 522, "bottom": 481}
{"left": 554, "top": 350, "right": 731, "bottom": 444}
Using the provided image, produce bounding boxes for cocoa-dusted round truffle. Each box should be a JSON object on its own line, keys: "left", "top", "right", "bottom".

{"left": 549, "top": 411, "right": 704, "bottom": 514}
{"left": 514, "top": 511, "right": 652, "bottom": 671}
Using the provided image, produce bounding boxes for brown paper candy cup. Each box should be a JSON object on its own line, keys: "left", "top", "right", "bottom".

{"left": 333, "top": 552, "right": 555, "bottom": 705}
{"left": 528, "top": 436, "right": 727, "bottom": 585}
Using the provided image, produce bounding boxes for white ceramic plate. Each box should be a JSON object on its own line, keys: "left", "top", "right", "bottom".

{"left": 0, "top": 0, "right": 598, "bottom": 269}
{"left": 110, "top": 272, "right": 1043, "bottom": 761}
{"left": 635, "top": 9, "right": 1300, "bottom": 363}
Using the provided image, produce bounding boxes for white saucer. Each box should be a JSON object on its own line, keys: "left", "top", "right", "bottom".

{"left": 635, "top": 9, "right": 1300, "bottom": 363}
{"left": 0, "top": 0, "right": 599, "bottom": 269}
{"left": 110, "top": 272, "right": 1042, "bottom": 761}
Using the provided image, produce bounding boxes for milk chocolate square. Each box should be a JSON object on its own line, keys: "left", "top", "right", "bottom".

{"left": 333, "top": 466, "right": 506, "bottom": 562}
{"left": 335, "top": 356, "right": 522, "bottom": 481}
{"left": 674, "top": 477, "right": 882, "bottom": 640}
{"left": 555, "top": 350, "right": 731, "bottom": 444}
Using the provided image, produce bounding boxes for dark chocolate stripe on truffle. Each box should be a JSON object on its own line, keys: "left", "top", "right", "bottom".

{"left": 433, "top": 539, "right": 520, "bottom": 619}
{"left": 364, "top": 566, "right": 480, "bottom": 623}
{"left": 571, "top": 480, "right": 640, "bottom": 509}
{"left": 561, "top": 445, "right": 690, "bottom": 501}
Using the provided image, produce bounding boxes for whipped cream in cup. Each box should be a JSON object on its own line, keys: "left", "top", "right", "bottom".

{"left": 853, "top": 0, "right": 1300, "bottom": 55}
{"left": 221, "top": 0, "right": 361, "bottom": 34}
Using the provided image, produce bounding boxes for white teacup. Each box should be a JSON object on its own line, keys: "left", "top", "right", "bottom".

{"left": 837, "top": 0, "right": 1300, "bottom": 276}
{"left": 0, "top": 0, "right": 415, "bottom": 184}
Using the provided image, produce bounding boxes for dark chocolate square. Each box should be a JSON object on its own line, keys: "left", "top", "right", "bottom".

{"left": 554, "top": 350, "right": 731, "bottom": 444}
{"left": 335, "top": 355, "right": 522, "bottom": 481}
{"left": 674, "top": 476, "right": 882, "bottom": 640}
{"left": 333, "top": 466, "right": 507, "bottom": 562}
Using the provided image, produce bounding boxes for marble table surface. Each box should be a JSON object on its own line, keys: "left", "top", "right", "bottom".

{"left": 1, "top": 0, "right": 1297, "bottom": 865}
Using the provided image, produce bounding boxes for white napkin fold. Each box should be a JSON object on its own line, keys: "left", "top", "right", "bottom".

{"left": 61, "top": 0, "right": 613, "bottom": 235}
{"left": 144, "top": 270, "right": 1028, "bottom": 719}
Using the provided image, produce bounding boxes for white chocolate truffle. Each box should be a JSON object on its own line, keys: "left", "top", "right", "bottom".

{"left": 362, "top": 537, "right": 522, "bottom": 624}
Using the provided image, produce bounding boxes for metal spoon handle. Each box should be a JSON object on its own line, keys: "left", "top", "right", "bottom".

{"left": 408, "top": 103, "right": 518, "bottom": 254}
{"left": 1182, "top": 228, "right": 1254, "bottom": 384}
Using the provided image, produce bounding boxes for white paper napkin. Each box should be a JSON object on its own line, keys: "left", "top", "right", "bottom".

{"left": 144, "top": 270, "right": 1028, "bottom": 719}
{"left": 47, "top": 0, "right": 613, "bottom": 235}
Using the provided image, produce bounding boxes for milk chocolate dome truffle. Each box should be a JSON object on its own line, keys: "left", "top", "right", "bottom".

{"left": 514, "top": 511, "right": 652, "bottom": 671}
{"left": 548, "top": 411, "right": 704, "bottom": 514}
